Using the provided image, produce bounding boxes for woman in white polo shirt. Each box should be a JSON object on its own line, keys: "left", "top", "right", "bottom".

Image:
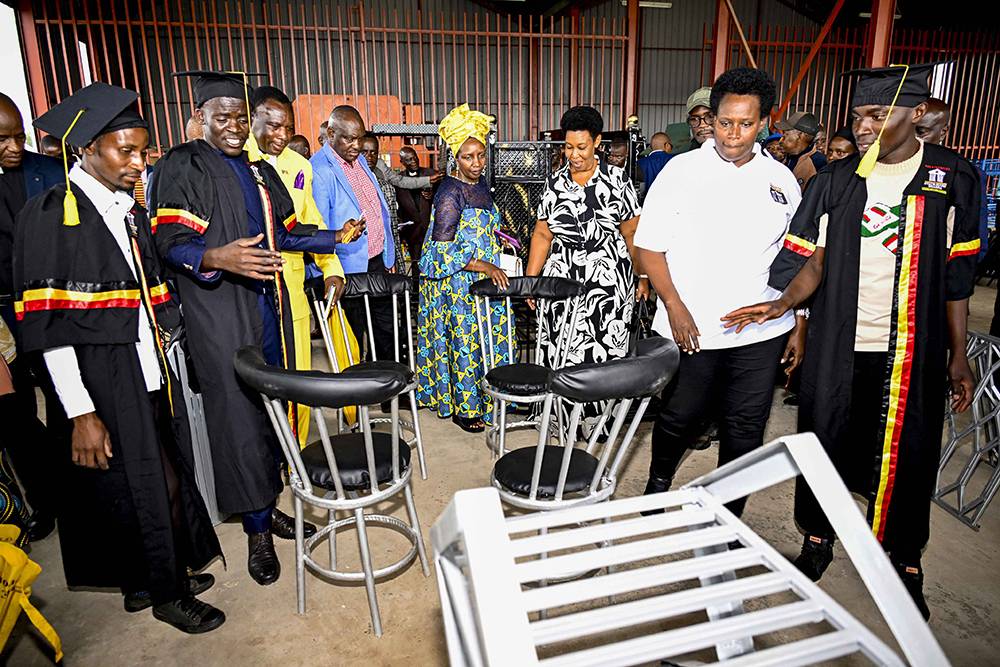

{"left": 634, "top": 67, "right": 802, "bottom": 516}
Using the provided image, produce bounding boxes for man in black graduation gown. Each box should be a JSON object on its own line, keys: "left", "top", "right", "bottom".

{"left": 15, "top": 82, "right": 224, "bottom": 633}
{"left": 0, "top": 92, "right": 68, "bottom": 541}
{"left": 723, "top": 63, "right": 981, "bottom": 619}
{"left": 150, "top": 71, "right": 353, "bottom": 586}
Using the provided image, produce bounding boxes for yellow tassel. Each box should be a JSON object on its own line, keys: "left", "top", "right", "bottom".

{"left": 61, "top": 108, "right": 86, "bottom": 226}
{"left": 62, "top": 188, "right": 80, "bottom": 226}
{"left": 855, "top": 137, "right": 880, "bottom": 179}
{"left": 854, "top": 63, "right": 909, "bottom": 180}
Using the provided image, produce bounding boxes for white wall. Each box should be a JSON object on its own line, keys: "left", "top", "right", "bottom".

{"left": 0, "top": 4, "right": 36, "bottom": 151}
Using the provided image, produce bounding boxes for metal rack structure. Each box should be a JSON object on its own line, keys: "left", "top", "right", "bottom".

{"left": 935, "top": 330, "right": 1000, "bottom": 530}
{"left": 432, "top": 433, "right": 947, "bottom": 666}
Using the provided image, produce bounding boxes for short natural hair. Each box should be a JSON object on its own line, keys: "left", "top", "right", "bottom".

{"left": 559, "top": 105, "right": 603, "bottom": 139}
{"left": 328, "top": 105, "right": 362, "bottom": 129}
{"left": 40, "top": 135, "right": 61, "bottom": 151}
{"left": 251, "top": 85, "right": 292, "bottom": 112}
{"left": 710, "top": 67, "right": 776, "bottom": 120}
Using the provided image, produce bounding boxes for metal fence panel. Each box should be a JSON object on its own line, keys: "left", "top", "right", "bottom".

{"left": 22, "top": 0, "right": 629, "bottom": 154}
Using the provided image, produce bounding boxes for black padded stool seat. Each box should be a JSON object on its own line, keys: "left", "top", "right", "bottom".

{"left": 493, "top": 446, "right": 598, "bottom": 498}
{"left": 345, "top": 359, "right": 415, "bottom": 385}
{"left": 485, "top": 363, "right": 550, "bottom": 395}
{"left": 301, "top": 433, "right": 411, "bottom": 490}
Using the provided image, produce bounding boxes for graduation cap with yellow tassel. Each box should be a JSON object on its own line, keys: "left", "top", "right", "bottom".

{"left": 843, "top": 62, "right": 937, "bottom": 178}
{"left": 33, "top": 82, "right": 148, "bottom": 226}
{"left": 172, "top": 70, "right": 264, "bottom": 160}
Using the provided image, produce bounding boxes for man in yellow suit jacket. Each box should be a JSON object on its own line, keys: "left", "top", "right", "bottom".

{"left": 248, "top": 86, "right": 345, "bottom": 446}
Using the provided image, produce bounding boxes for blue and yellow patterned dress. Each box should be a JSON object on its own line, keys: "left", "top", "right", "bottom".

{"left": 415, "top": 176, "right": 513, "bottom": 424}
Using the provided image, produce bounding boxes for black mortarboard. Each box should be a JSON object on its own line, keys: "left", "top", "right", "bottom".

{"left": 33, "top": 81, "right": 147, "bottom": 148}
{"left": 32, "top": 82, "right": 148, "bottom": 227}
{"left": 173, "top": 70, "right": 260, "bottom": 107}
{"left": 845, "top": 62, "right": 937, "bottom": 108}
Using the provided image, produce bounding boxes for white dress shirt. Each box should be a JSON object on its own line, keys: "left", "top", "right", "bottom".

{"left": 44, "top": 165, "right": 162, "bottom": 418}
{"left": 634, "top": 139, "right": 801, "bottom": 349}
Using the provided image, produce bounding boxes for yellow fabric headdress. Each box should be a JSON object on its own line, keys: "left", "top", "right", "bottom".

{"left": 438, "top": 103, "right": 491, "bottom": 156}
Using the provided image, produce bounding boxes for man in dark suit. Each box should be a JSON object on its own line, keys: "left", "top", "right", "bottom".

{"left": 395, "top": 146, "right": 436, "bottom": 264}
{"left": 637, "top": 132, "right": 673, "bottom": 200}
{"left": 0, "top": 92, "right": 70, "bottom": 541}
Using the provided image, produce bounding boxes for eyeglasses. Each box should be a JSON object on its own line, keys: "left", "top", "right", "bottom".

{"left": 687, "top": 113, "right": 715, "bottom": 128}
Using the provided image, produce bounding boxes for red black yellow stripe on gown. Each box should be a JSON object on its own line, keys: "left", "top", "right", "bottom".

{"left": 15, "top": 278, "right": 171, "bottom": 320}
{"left": 871, "top": 195, "right": 924, "bottom": 542}
{"left": 150, "top": 208, "right": 209, "bottom": 234}
{"left": 782, "top": 233, "right": 817, "bottom": 258}
{"left": 254, "top": 168, "right": 298, "bottom": 438}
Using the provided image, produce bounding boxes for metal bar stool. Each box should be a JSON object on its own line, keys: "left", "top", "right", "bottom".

{"left": 312, "top": 272, "right": 427, "bottom": 479}
{"left": 491, "top": 336, "right": 679, "bottom": 512}
{"left": 234, "top": 346, "right": 430, "bottom": 637}
{"left": 469, "top": 276, "right": 586, "bottom": 457}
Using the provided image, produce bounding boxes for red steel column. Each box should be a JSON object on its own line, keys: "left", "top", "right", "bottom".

{"left": 711, "top": 0, "right": 731, "bottom": 80}
{"left": 624, "top": 0, "right": 640, "bottom": 120}
{"left": 17, "top": 0, "right": 48, "bottom": 117}
{"left": 774, "top": 0, "right": 846, "bottom": 120}
{"left": 866, "top": 0, "right": 895, "bottom": 67}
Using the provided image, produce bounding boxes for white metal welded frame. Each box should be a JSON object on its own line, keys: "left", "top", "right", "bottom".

{"left": 312, "top": 284, "right": 427, "bottom": 480}
{"left": 256, "top": 385, "right": 430, "bottom": 638}
{"left": 935, "top": 330, "right": 1000, "bottom": 529}
{"left": 431, "top": 433, "right": 949, "bottom": 666}
{"left": 472, "top": 289, "right": 583, "bottom": 458}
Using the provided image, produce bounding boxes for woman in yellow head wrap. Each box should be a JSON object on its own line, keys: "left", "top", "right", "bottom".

{"left": 414, "top": 104, "right": 514, "bottom": 433}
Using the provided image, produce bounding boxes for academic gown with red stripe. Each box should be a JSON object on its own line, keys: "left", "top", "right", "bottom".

{"left": 13, "top": 184, "right": 222, "bottom": 603}
{"left": 769, "top": 142, "right": 981, "bottom": 556}
{"left": 149, "top": 139, "right": 337, "bottom": 515}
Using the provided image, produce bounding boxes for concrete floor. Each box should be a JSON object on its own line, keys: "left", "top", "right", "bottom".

{"left": 4, "top": 289, "right": 1000, "bottom": 666}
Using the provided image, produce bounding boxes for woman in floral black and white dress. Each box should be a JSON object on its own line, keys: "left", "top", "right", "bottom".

{"left": 526, "top": 106, "right": 648, "bottom": 420}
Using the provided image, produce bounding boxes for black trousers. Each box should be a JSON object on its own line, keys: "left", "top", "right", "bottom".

{"left": 794, "top": 351, "right": 926, "bottom": 564}
{"left": 649, "top": 333, "right": 787, "bottom": 517}
{"left": 342, "top": 256, "right": 400, "bottom": 364}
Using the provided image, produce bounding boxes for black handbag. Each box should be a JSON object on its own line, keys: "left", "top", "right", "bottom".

{"left": 628, "top": 297, "right": 662, "bottom": 421}
{"left": 628, "top": 296, "right": 654, "bottom": 355}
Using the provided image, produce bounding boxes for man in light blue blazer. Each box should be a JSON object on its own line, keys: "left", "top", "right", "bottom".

{"left": 311, "top": 105, "right": 397, "bottom": 362}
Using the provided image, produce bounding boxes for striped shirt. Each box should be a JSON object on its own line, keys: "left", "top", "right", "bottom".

{"left": 333, "top": 150, "right": 385, "bottom": 259}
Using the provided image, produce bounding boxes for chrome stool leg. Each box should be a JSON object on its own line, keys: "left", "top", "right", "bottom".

{"left": 403, "top": 482, "right": 430, "bottom": 576}
{"left": 408, "top": 388, "right": 427, "bottom": 480}
{"left": 498, "top": 399, "right": 508, "bottom": 457}
{"left": 327, "top": 508, "right": 338, "bottom": 569}
{"left": 294, "top": 495, "right": 306, "bottom": 615}
{"left": 355, "top": 508, "right": 383, "bottom": 637}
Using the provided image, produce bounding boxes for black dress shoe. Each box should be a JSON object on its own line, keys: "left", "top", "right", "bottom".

{"left": 894, "top": 561, "right": 931, "bottom": 621}
{"left": 793, "top": 534, "right": 834, "bottom": 582}
{"left": 248, "top": 532, "right": 280, "bottom": 585}
{"left": 25, "top": 511, "right": 56, "bottom": 542}
{"left": 271, "top": 507, "right": 316, "bottom": 540}
{"left": 152, "top": 597, "right": 226, "bottom": 634}
{"left": 640, "top": 474, "right": 673, "bottom": 516}
{"left": 124, "top": 573, "right": 217, "bottom": 613}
